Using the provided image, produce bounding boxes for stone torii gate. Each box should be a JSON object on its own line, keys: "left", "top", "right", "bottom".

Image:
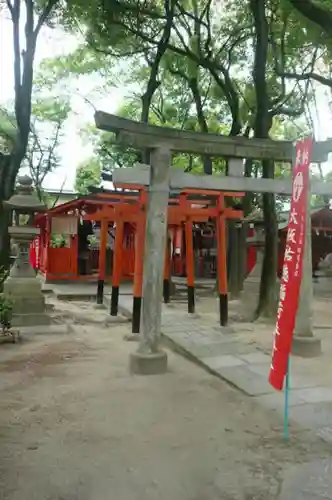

{"left": 95, "top": 111, "right": 332, "bottom": 375}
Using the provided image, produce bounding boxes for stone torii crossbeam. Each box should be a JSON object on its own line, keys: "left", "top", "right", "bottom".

{"left": 95, "top": 111, "right": 332, "bottom": 375}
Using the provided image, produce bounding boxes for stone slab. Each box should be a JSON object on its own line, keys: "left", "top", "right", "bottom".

{"left": 247, "top": 363, "right": 319, "bottom": 390}
{"left": 285, "top": 374, "right": 320, "bottom": 390}
{"left": 201, "top": 354, "right": 245, "bottom": 369}
{"left": 279, "top": 459, "right": 332, "bottom": 500}
{"left": 178, "top": 340, "right": 249, "bottom": 359}
{"left": 239, "top": 352, "right": 271, "bottom": 364}
{"left": 254, "top": 391, "right": 305, "bottom": 411}
{"left": 215, "top": 364, "right": 275, "bottom": 396}
{"left": 289, "top": 401, "right": 332, "bottom": 430}
{"left": 294, "top": 386, "right": 332, "bottom": 404}
{"left": 316, "top": 427, "right": 332, "bottom": 444}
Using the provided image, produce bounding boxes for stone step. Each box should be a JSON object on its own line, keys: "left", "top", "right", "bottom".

{"left": 11, "top": 313, "right": 51, "bottom": 327}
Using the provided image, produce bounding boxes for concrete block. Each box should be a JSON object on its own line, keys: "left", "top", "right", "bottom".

{"left": 129, "top": 350, "right": 168, "bottom": 375}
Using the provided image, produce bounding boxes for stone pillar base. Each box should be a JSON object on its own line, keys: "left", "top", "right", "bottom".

{"left": 129, "top": 350, "right": 168, "bottom": 375}
{"left": 292, "top": 335, "right": 322, "bottom": 357}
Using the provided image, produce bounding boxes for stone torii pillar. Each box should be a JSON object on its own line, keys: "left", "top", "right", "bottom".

{"left": 292, "top": 177, "right": 322, "bottom": 356}
{"left": 129, "top": 147, "right": 171, "bottom": 375}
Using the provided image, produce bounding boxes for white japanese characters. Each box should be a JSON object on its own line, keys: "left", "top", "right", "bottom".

{"left": 289, "top": 209, "right": 298, "bottom": 225}
{"left": 271, "top": 154, "right": 306, "bottom": 366}
{"left": 295, "top": 145, "right": 309, "bottom": 167}
{"left": 269, "top": 139, "right": 311, "bottom": 389}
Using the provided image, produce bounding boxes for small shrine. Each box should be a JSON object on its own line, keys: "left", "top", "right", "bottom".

{"left": 244, "top": 204, "right": 332, "bottom": 284}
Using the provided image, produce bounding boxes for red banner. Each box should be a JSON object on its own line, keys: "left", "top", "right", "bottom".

{"left": 269, "top": 138, "right": 312, "bottom": 391}
{"left": 29, "top": 237, "right": 40, "bottom": 270}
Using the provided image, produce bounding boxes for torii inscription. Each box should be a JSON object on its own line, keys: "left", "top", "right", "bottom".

{"left": 95, "top": 112, "right": 332, "bottom": 374}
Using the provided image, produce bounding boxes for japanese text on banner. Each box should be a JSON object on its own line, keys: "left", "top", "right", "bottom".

{"left": 269, "top": 138, "right": 312, "bottom": 391}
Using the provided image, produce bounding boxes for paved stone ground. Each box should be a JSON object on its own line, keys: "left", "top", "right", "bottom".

{"left": 114, "top": 295, "right": 332, "bottom": 439}
{"left": 3, "top": 313, "right": 331, "bottom": 500}
{"left": 40, "top": 285, "right": 332, "bottom": 498}
{"left": 113, "top": 294, "right": 332, "bottom": 499}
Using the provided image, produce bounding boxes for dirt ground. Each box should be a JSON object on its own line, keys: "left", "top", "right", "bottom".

{"left": 0, "top": 299, "right": 331, "bottom": 500}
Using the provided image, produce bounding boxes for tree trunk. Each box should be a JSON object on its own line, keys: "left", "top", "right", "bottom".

{"left": 250, "top": 0, "right": 278, "bottom": 318}
{"left": 189, "top": 76, "right": 213, "bottom": 174}
{"left": 0, "top": 154, "right": 16, "bottom": 272}
{"left": 255, "top": 161, "right": 278, "bottom": 318}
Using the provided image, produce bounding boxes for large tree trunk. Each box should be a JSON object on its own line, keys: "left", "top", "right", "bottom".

{"left": 250, "top": 0, "right": 278, "bottom": 319}
{"left": 255, "top": 161, "right": 278, "bottom": 318}
{"left": 0, "top": 154, "right": 16, "bottom": 272}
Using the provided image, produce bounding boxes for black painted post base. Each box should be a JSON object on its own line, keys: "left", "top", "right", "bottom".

{"left": 219, "top": 293, "right": 228, "bottom": 326}
{"left": 187, "top": 285, "right": 195, "bottom": 314}
{"left": 132, "top": 296, "right": 142, "bottom": 333}
{"left": 96, "top": 279, "right": 104, "bottom": 305}
{"left": 163, "top": 279, "right": 171, "bottom": 303}
{"left": 110, "top": 286, "right": 119, "bottom": 316}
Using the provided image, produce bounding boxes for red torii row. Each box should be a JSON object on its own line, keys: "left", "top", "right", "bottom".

{"left": 33, "top": 185, "right": 244, "bottom": 330}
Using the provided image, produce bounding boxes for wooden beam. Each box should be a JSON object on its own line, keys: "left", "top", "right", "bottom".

{"left": 112, "top": 164, "right": 332, "bottom": 197}
{"left": 94, "top": 111, "right": 332, "bottom": 163}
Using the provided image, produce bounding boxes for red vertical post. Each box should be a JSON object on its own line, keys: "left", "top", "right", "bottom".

{"left": 97, "top": 219, "right": 108, "bottom": 305}
{"left": 132, "top": 191, "right": 147, "bottom": 333}
{"left": 185, "top": 217, "right": 195, "bottom": 313}
{"left": 163, "top": 232, "right": 171, "bottom": 303}
{"left": 216, "top": 194, "right": 228, "bottom": 325}
{"left": 45, "top": 217, "right": 51, "bottom": 280}
{"left": 110, "top": 217, "right": 124, "bottom": 316}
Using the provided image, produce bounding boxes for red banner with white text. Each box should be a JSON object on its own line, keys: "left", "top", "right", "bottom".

{"left": 269, "top": 138, "right": 312, "bottom": 391}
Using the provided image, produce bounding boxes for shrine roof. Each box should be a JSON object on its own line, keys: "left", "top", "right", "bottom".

{"left": 246, "top": 204, "right": 332, "bottom": 230}
{"left": 36, "top": 187, "right": 226, "bottom": 220}
{"left": 87, "top": 185, "right": 225, "bottom": 203}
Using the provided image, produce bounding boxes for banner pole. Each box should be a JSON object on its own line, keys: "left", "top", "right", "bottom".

{"left": 284, "top": 356, "right": 290, "bottom": 440}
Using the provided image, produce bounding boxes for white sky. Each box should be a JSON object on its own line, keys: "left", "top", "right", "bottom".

{"left": 1, "top": 8, "right": 332, "bottom": 191}
{"left": 0, "top": 10, "right": 125, "bottom": 190}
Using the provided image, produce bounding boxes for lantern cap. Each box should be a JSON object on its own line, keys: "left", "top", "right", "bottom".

{"left": 3, "top": 176, "right": 46, "bottom": 212}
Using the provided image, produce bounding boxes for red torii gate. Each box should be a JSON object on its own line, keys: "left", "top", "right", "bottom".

{"left": 34, "top": 187, "right": 243, "bottom": 331}
{"left": 85, "top": 186, "right": 244, "bottom": 330}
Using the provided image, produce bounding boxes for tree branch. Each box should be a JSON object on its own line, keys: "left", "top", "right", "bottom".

{"left": 34, "top": 0, "right": 59, "bottom": 37}
{"left": 288, "top": 0, "right": 332, "bottom": 37}
{"left": 277, "top": 70, "right": 332, "bottom": 90}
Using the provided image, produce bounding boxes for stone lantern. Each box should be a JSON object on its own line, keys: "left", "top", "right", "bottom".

{"left": 3, "top": 175, "right": 49, "bottom": 327}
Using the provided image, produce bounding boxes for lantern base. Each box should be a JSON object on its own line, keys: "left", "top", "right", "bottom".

{"left": 3, "top": 276, "right": 50, "bottom": 327}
